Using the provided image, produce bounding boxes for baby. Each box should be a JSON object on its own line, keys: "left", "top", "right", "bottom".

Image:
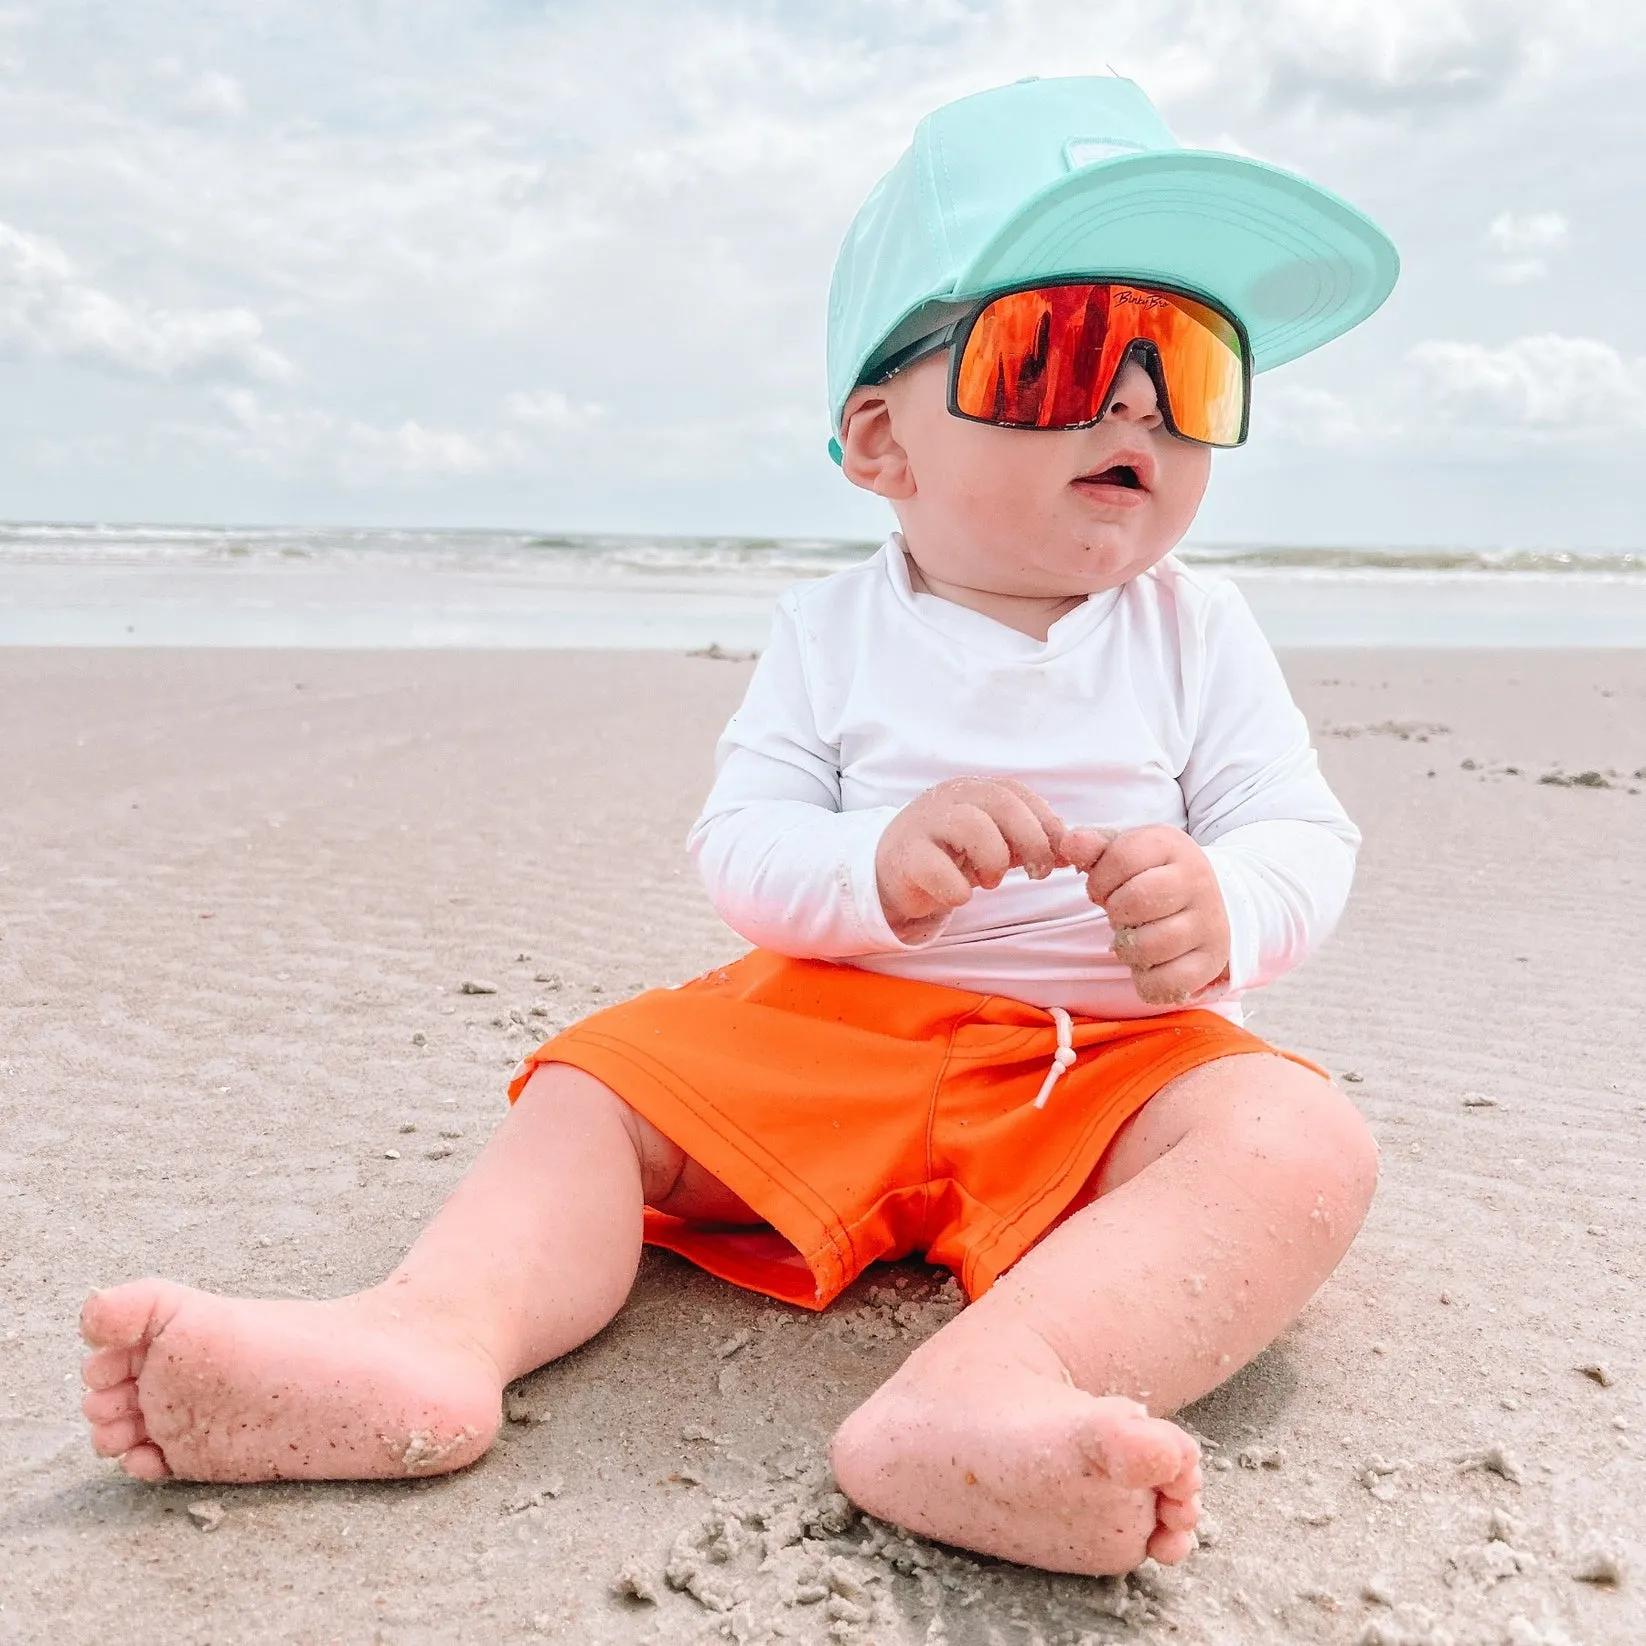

{"left": 79, "top": 76, "right": 1399, "bottom": 1576}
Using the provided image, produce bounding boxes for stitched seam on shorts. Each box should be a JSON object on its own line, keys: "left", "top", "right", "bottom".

{"left": 922, "top": 996, "right": 994, "bottom": 1251}
{"left": 966, "top": 1030, "right": 1275, "bottom": 1288}
{"left": 539, "top": 1028, "right": 860, "bottom": 1293}
{"left": 936, "top": 1023, "right": 1046, "bottom": 1067}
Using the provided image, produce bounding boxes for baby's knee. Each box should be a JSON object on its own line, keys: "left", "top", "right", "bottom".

{"left": 516, "top": 1062, "right": 686, "bottom": 1203}
{"left": 1255, "top": 1067, "right": 1380, "bottom": 1232}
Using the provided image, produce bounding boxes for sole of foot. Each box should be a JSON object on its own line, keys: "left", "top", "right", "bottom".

{"left": 829, "top": 1334, "right": 1201, "bottom": 1575}
{"left": 80, "top": 1278, "right": 503, "bottom": 1483}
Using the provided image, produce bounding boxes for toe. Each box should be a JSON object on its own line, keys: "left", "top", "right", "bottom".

{"left": 80, "top": 1280, "right": 180, "bottom": 1350}
{"left": 119, "top": 1442, "right": 172, "bottom": 1482}
{"left": 82, "top": 1382, "right": 142, "bottom": 1424}
{"left": 1157, "top": 1490, "right": 1201, "bottom": 1533}
{"left": 90, "top": 1414, "right": 148, "bottom": 1458}
{"left": 1146, "top": 1524, "right": 1196, "bottom": 1565}
{"left": 1163, "top": 1456, "right": 1203, "bottom": 1503}
{"left": 82, "top": 1345, "right": 142, "bottom": 1391}
{"left": 1080, "top": 1404, "right": 1195, "bottom": 1490}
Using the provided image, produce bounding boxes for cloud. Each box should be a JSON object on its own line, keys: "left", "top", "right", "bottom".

{"left": 0, "top": 219, "right": 291, "bottom": 383}
{"left": 1263, "top": 331, "right": 1646, "bottom": 459}
{"left": 1259, "top": 382, "right": 1366, "bottom": 447}
{"left": 210, "top": 384, "right": 609, "bottom": 484}
{"left": 987, "top": 0, "right": 1562, "bottom": 122}
{"left": 212, "top": 389, "right": 503, "bottom": 481}
{"left": 1488, "top": 210, "right": 1569, "bottom": 253}
{"left": 1251, "top": 0, "right": 1526, "bottom": 114}
{"left": 0, "top": 0, "right": 1643, "bottom": 541}
{"left": 1258, "top": 331, "right": 1646, "bottom": 452}
{"left": 504, "top": 389, "right": 606, "bottom": 431}
{"left": 1483, "top": 209, "right": 1569, "bottom": 282}
{"left": 178, "top": 69, "right": 246, "bottom": 120}
{"left": 1403, "top": 334, "right": 1646, "bottom": 431}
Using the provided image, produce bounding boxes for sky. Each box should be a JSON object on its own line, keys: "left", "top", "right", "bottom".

{"left": 1, "top": 0, "right": 1643, "bottom": 549}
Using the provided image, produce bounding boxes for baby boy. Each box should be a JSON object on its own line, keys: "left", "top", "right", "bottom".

{"left": 79, "top": 76, "right": 1398, "bottom": 1576}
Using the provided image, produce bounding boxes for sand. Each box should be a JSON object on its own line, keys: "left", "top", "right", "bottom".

{"left": 1, "top": 645, "right": 1642, "bottom": 1646}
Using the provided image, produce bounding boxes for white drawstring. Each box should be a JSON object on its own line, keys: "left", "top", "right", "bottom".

{"left": 1032, "top": 1006, "right": 1077, "bottom": 1109}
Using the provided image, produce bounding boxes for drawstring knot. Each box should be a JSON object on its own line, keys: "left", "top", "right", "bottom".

{"left": 1032, "top": 1006, "right": 1077, "bottom": 1109}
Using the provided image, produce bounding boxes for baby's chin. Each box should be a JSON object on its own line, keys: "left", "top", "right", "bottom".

{"left": 1011, "top": 536, "right": 1177, "bottom": 595}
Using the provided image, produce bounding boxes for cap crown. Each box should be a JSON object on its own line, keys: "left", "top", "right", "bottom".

{"left": 825, "top": 76, "right": 1398, "bottom": 433}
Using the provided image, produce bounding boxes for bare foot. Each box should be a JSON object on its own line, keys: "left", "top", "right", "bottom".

{"left": 80, "top": 1279, "right": 503, "bottom": 1483}
{"left": 829, "top": 1319, "right": 1201, "bottom": 1575}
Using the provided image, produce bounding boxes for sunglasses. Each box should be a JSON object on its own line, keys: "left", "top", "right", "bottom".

{"left": 866, "top": 280, "right": 1251, "bottom": 449}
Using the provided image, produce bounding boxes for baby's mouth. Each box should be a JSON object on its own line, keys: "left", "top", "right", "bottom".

{"left": 1082, "top": 464, "right": 1144, "bottom": 490}
{"left": 1070, "top": 455, "right": 1153, "bottom": 504}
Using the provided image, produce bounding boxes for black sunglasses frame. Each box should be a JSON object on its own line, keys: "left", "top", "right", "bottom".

{"left": 866, "top": 278, "right": 1253, "bottom": 450}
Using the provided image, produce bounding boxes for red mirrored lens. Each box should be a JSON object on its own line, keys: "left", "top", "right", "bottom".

{"left": 953, "top": 283, "right": 1247, "bottom": 446}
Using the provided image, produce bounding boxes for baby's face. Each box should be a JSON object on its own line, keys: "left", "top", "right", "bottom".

{"left": 847, "top": 351, "right": 1212, "bottom": 598}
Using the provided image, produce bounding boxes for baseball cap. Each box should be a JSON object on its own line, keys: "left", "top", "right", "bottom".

{"left": 826, "top": 75, "right": 1399, "bottom": 455}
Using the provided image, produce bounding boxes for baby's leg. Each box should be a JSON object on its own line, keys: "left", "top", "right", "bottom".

{"left": 79, "top": 1064, "right": 736, "bottom": 1483}
{"left": 830, "top": 1054, "right": 1378, "bottom": 1575}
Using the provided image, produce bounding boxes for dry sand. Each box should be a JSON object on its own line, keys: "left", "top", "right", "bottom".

{"left": 1, "top": 646, "right": 1642, "bottom": 1646}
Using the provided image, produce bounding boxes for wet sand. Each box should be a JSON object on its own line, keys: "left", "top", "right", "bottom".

{"left": 1, "top": 646, "right": 1642, "bottom": 1645}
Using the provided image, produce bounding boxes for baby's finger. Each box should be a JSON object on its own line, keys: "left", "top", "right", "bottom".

{"left": 1101, "top": 865, "right": 1192, "bottom": 928}
{"left": 930, "top": 803, "right": 1013, "bottom": 888}
{"left": 1110, "top": 912, "right": 1201, "bottom": 971}
{"left": 1058, "top": 826, "right": 1114, "bottom": 873}
{"left": 899, "top": 838, "right": 976, "bottom": 911}
{"left": 1083, "top": 827, "right": 1182, "bottom": 907}
{"left": 990, "top": 779, "right": 1069, "bottom": 868}
{"left": 1131, "top": 951, "right": 1221, "bottom": 1007}
{"left": 971, "top": 785, "right": 1062, "bottom": 879}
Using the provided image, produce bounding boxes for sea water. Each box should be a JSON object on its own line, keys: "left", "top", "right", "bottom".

{"left": 2, "top": 524, "right": 1644, "bottom": 649}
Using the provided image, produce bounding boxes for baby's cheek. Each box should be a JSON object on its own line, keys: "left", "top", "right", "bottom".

{"left": 1157, "top": 443, "right": 1212, "bottom": 526}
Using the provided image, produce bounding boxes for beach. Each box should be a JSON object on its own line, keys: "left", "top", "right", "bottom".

{"left": 1, "top": 644, "right": 1642, "bottom": 1645}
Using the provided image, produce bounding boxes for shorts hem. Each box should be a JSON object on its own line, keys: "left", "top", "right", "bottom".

{"left": 509, "top": 1026, "right": 855, "bottom": 1307}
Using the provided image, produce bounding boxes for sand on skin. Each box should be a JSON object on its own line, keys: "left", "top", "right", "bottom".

{"left": 0, "top": 646, "right": 1642, "bottom": 1645}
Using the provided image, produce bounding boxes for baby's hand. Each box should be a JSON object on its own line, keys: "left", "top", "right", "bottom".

{"left": 1062, "top": 825, "right": 1231, "bottom": 1006}
{"left": 876, "top": 777, "right": 1067, "bottom": 943}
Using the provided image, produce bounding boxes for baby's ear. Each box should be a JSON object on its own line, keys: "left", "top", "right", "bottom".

{"left": 838, "top": 389, "right": 915, "bottom": 500}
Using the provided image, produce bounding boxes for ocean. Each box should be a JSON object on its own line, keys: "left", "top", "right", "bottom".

{"left": 3, "top": 523, "right": 1645, "bottom": 649}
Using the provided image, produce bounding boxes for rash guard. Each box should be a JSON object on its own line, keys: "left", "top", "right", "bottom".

{"left": 687, "top": 535, "right": 1358, "bottom": 1025}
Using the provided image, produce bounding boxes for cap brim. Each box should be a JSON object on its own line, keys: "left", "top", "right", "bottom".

{"left": 954, "top": 150, "right": 1399, "bottom": 372}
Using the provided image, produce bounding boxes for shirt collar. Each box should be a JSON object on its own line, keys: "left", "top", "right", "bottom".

{"left": 882, "top": 534, "right": 1125, "bottom": 659}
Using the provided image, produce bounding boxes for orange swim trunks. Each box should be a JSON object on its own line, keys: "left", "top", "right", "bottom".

{"left": 507, "top": 950, "right": 1320, "bottom": 1310}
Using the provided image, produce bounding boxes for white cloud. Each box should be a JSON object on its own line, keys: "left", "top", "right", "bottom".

{"left": 212, "top": 389, "right": 502, "bottom": 481}
{"left": 1258, "top": 331, "right": 1646, "bottom": 452}
{"left": 0, "top": 0, "right": 1643, "bottom": 541}
{"left": 0, "top": 219, "right": 291, "bottom": 383}
{"left": 1483, "top": 209, "right": 1569, "bottom": 281}
{"left": 1259, "top": 382, "right": 1366, "bottom": 447}
{"left": 1488, "top": 210, "right": 1569, "bottom": 253}
{"left": 210, "top": 384, "right": 613, "bottom": 484}
{"left": 341, "top": 419, "right": 500, "bottom": 482}
{"left": 1404, "top": 334, "right": 1646, "bottom": 430}
{"left": 179, "top": 69, "right": 246, "bottom": 120}
{"left": 1213, "top": 0, "right": 1522, "bottom": 112}
{"left": 504, "top": 390, "right": 606, "bottom": 431}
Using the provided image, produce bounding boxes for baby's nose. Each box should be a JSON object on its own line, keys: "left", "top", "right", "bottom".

{"left": 1102, "top": 359, "right": 1162, "bottom": 425}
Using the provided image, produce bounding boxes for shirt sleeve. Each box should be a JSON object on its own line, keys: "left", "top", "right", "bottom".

{"left": 1178, "top": 579, "right": 1360, "bottom": 997}
{"left": 685, "top": 592, "right": 918, "bottom": 958}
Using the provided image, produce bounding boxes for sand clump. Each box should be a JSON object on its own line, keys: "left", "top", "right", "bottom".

{"left": 639, "top": 1459, "right": 1163, "bottom": 1644}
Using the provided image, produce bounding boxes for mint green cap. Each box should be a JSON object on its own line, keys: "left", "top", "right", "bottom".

{"left": 826, "top": 75, "right": 1398, "bottom": 456}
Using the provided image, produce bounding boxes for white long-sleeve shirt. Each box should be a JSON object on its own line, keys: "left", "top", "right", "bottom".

{"left": 686, "top": 535, "right": 1358, "bottom": 1025}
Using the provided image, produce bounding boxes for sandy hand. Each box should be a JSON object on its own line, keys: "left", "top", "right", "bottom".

{"left": 876, "top": 776, "right": 1069, "bottom": 943}
{"left": 1061, "top": 824, "right": 1231, "bottom": 1006}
